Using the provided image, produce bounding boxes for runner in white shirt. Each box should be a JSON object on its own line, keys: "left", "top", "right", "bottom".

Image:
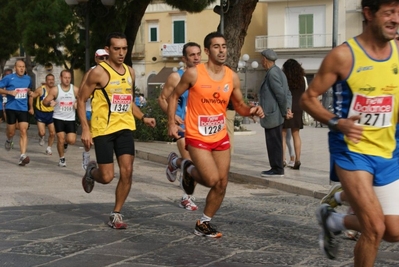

{"left": 43, "top": 70, "right": 79, "bottom": 167}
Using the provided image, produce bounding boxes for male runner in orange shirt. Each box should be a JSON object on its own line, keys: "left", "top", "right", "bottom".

{"left": 167, "top": 32, "right": 264, "bottom": 238}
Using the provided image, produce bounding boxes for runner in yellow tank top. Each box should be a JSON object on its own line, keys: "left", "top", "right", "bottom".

{"left": 301, "top": 1, "right": 399, "bottom": 265}
{"left": 77, "top": 32, "right": 156, "bottom": 230}
{"left": 167, "top": 32, "right": 264, "bottom": 238}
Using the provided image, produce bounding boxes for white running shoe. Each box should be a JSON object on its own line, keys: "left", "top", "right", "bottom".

{"left": 39, "top": 136, "right": 45, "bottom": 146}
{"left": 58, "top": 157, "right": 66, "bottom": 167}
{"left": 166, "top": 152, "right": 179, "bottom": 182}
{"left": 46, "top": 147, "right": 52, "bottom": 155}
{"left": 179, "top": 195, "right": 198, "bottom": 211}
{"left": 82, "top": 151, "right": 90, "bottom": 170}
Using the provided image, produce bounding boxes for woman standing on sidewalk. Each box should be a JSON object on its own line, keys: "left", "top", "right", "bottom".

{"left": 282, "top": 59, "right": 306, "bottom": 170}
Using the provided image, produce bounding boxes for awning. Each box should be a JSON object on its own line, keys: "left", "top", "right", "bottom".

{"left": 147, "top": 67, "right": 174, "bottom": 85}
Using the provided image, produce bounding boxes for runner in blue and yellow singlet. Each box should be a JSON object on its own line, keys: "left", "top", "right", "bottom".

{"left": 301, "top": 1, "right": 399, "bottom": 265}
{"left": 29, "top": 73, "right": 56, "bottom": 156}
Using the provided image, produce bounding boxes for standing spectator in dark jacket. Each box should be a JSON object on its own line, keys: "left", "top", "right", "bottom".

{"left": 282, "top": 59, "right": 306, "bottom": 170}
{"left": 258, "top": 49, "right": 292, "bottom": 177}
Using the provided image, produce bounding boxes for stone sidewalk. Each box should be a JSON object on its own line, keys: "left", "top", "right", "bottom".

{"left": 134, "top": 122, "right": 334, "bottom": 199}
{"left": 0, "top": 121, "right": 334, "bottom": 200}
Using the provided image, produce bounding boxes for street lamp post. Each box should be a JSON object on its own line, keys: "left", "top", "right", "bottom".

{"left": 238, "top": 54, "right": 259, "bottom": 124}
{"left": 65, "top": 0, "right": 115, "bottom": 71}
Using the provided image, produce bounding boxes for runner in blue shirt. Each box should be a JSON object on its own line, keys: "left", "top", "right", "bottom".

{"left": 0, "top": 60, "right": 32, "bottom": 166}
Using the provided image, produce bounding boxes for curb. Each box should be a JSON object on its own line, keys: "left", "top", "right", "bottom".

{"left": 135, "top": 149, "right": 325, "bottom": 201}
{"left": 2, "top": 123, "right": 327, "bottom": 200}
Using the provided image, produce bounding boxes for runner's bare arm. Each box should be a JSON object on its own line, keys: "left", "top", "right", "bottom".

{"left": 42, "top": 86, "right": 58, "bottom": 107}
{"left": 167, "top": 67, "right": 196, "bottom": 138}
{"left": 301, "top": 44, "right": 362, "bottom": 142}
{"left": 230, "top": 72, "right": 264, "bottom": 118}
{"left": 158, "top": 72, "right": 180, "bottom": 114}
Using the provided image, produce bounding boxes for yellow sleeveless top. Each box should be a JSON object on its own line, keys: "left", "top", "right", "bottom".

{"left": 344, "top": 38, "right": 399, "bottom": 157}
{"left": 35, "top": 86, "right": 54, "bottom": 112}
{"left": 185, "top": 63, "right": 233, "bottom": 142}
{"left": 91, "top": 62, "right": 136, "bottom": 137}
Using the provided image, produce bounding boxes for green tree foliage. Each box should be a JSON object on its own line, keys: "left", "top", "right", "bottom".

{"left": 164, "top": 0, "right": 216, "bottom": 13}
{"left": 0, "top": 0, "right": 22, "bottom": 73}
{"left": 16, "top": 0, "right": 76, "bottom": 67}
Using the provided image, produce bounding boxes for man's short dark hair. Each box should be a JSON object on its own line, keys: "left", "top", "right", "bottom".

{"left": 362, "top": 0, "right": 399, "bottom": 14}
{"left": 45, "top": 73, "right": 55, "bottom": 80}
{"left": 204, "top": 32, "right": 225, "bottom": 50}
{"left": 182, "top": 42, "right": 201, "bottom": 57}
{"left": 105, "top": 32, "right": 127, "bottom": 47}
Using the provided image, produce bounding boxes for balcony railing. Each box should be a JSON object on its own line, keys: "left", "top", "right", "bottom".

{"left": 132, "top": 43, "right": 145, "bottom": 59}
{"left": 255, "top": 34, "right": 340, "bottom": 51}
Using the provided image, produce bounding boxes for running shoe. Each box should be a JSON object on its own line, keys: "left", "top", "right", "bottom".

{"left": 316, "top": 204, "right": 340, "bottom": 260}
{"left": 5, "top": 140, "right": 13, "bottom": 151}
{"left": 180, "top": 159, "right": 196, "bottom": 195}
{"left": 58, "top": 157, "right": 66, "bottom": 167}
{"left": 82, "top": 151, "right": 90, "bottom": 170}
{"left": 39, "top": 136, "right": 45, "bottom": 146}
{"left": 194, "top": 220, "right": 222, "bottom": 238}
{"left": 46, "top": 147, "right": 52, "bottom": 155}
{"left": 64, "top": 143, "right": 68, "bottom": 153}
{"left": 179, "top": 195, "right": 198, "bottom": 211}
{"left": 320, "top": 184, "right": 342, "bottom": 208}
{"left": 82, "top": 160, "right": 97, "bottom": 193}
{"left": 166, "top": 152, "right": 178, "bottom": 182}
{"left": 108, "top": 212, "right": 127, "bottom": 229}
{"left": 18, "top": 154, "right": 30, "bottom": 166}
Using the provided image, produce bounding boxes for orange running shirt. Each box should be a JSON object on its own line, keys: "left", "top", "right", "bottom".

{"left": 185, "top": 63, "right": 234, "bottom": 142}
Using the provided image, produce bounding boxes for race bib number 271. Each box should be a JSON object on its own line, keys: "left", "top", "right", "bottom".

{"left": 348, "top": 94, "right": 393, "bottom": 128}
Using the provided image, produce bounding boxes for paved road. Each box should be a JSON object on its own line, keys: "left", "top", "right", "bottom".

{"left": 0, "top": 123, "right": 399, "bottom": 266}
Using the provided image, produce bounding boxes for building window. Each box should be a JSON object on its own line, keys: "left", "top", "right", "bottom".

{"left": 148, "top": 21, "right": 159, "bottom": 42}
{"left": 285, "top": 6, "right": 325, "bottom": 48}
{"left": 172, "top": 17, "right": 185, "bottom": 43}
{"left": 299, "top": 14, "right": 313, "bottom": 48}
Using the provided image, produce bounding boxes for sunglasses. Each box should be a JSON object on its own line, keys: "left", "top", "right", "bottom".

{"left": 97, "top": 56, "right": 108, "bottom": 60}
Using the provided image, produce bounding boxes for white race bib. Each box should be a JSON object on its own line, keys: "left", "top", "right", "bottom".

{"left": 111, "top": 94, "right": 132, "bottom": 113}
{"left": 59, "top": 101, "right": 74, "bottom": 112}
{"left": 198, "top": 113, "right": 225, "bottom": 136}
{"left": 15, "top": 88, "right": 28, "bottom": 99}
{"left": 348, "top": 93, "right": 393, "bottom": 128}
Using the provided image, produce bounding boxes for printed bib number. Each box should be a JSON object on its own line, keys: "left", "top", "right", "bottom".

{"left": 15, "top": 88, "right": 28, "bottom": 99}
{"left": 59, "top": 101, "right": 74, "bottom": 112}
{"left": 348, "top": 94, "right": 393, "bottom": 128}
{"left": 198, "top": 113, "right": 225, "bottom": 136}
{"left": 111, "top": 94, "right": 132, "bottom": 113}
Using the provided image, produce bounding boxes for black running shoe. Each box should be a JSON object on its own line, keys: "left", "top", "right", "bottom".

{"left": 316, "top": 204, "right": 340, "bottom": 260}
{"left": 194, "top": 220, "right": 222, "bottom": 238}
{"left": 180, "top": 159, "right": 196, "bottom": 195}
{"left": 64, "top": 143, "right": 68, "bottom": 152}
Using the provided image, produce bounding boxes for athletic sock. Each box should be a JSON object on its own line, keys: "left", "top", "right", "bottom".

{"left": 187, "top": 165, "right": 194, "bottom": 175}
{"left": 327, "top": 212, "right": 346, "bottom": 232}
{"left": 334, "top": 191, "right": 342, "bottom": 205}
{"left": 172, "top": 158, "right": 178, "bottom": 169}
{"left": 200, "top": 214, "right": 212, "bottom": 224}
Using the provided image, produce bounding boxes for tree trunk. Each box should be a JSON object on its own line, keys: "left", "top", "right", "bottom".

{"left": 221, "top": 0, "right": 258, "bottom": 70}
{"left": 123, "top": 0, "right": 152, "bottom": 67}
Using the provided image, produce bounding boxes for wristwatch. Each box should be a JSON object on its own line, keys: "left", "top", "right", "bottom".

{"left": 327, "top": 116, "right": 340, "bottom": 131}
{"left": 141, "top": 113, "right": 148, "bottom": 122}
